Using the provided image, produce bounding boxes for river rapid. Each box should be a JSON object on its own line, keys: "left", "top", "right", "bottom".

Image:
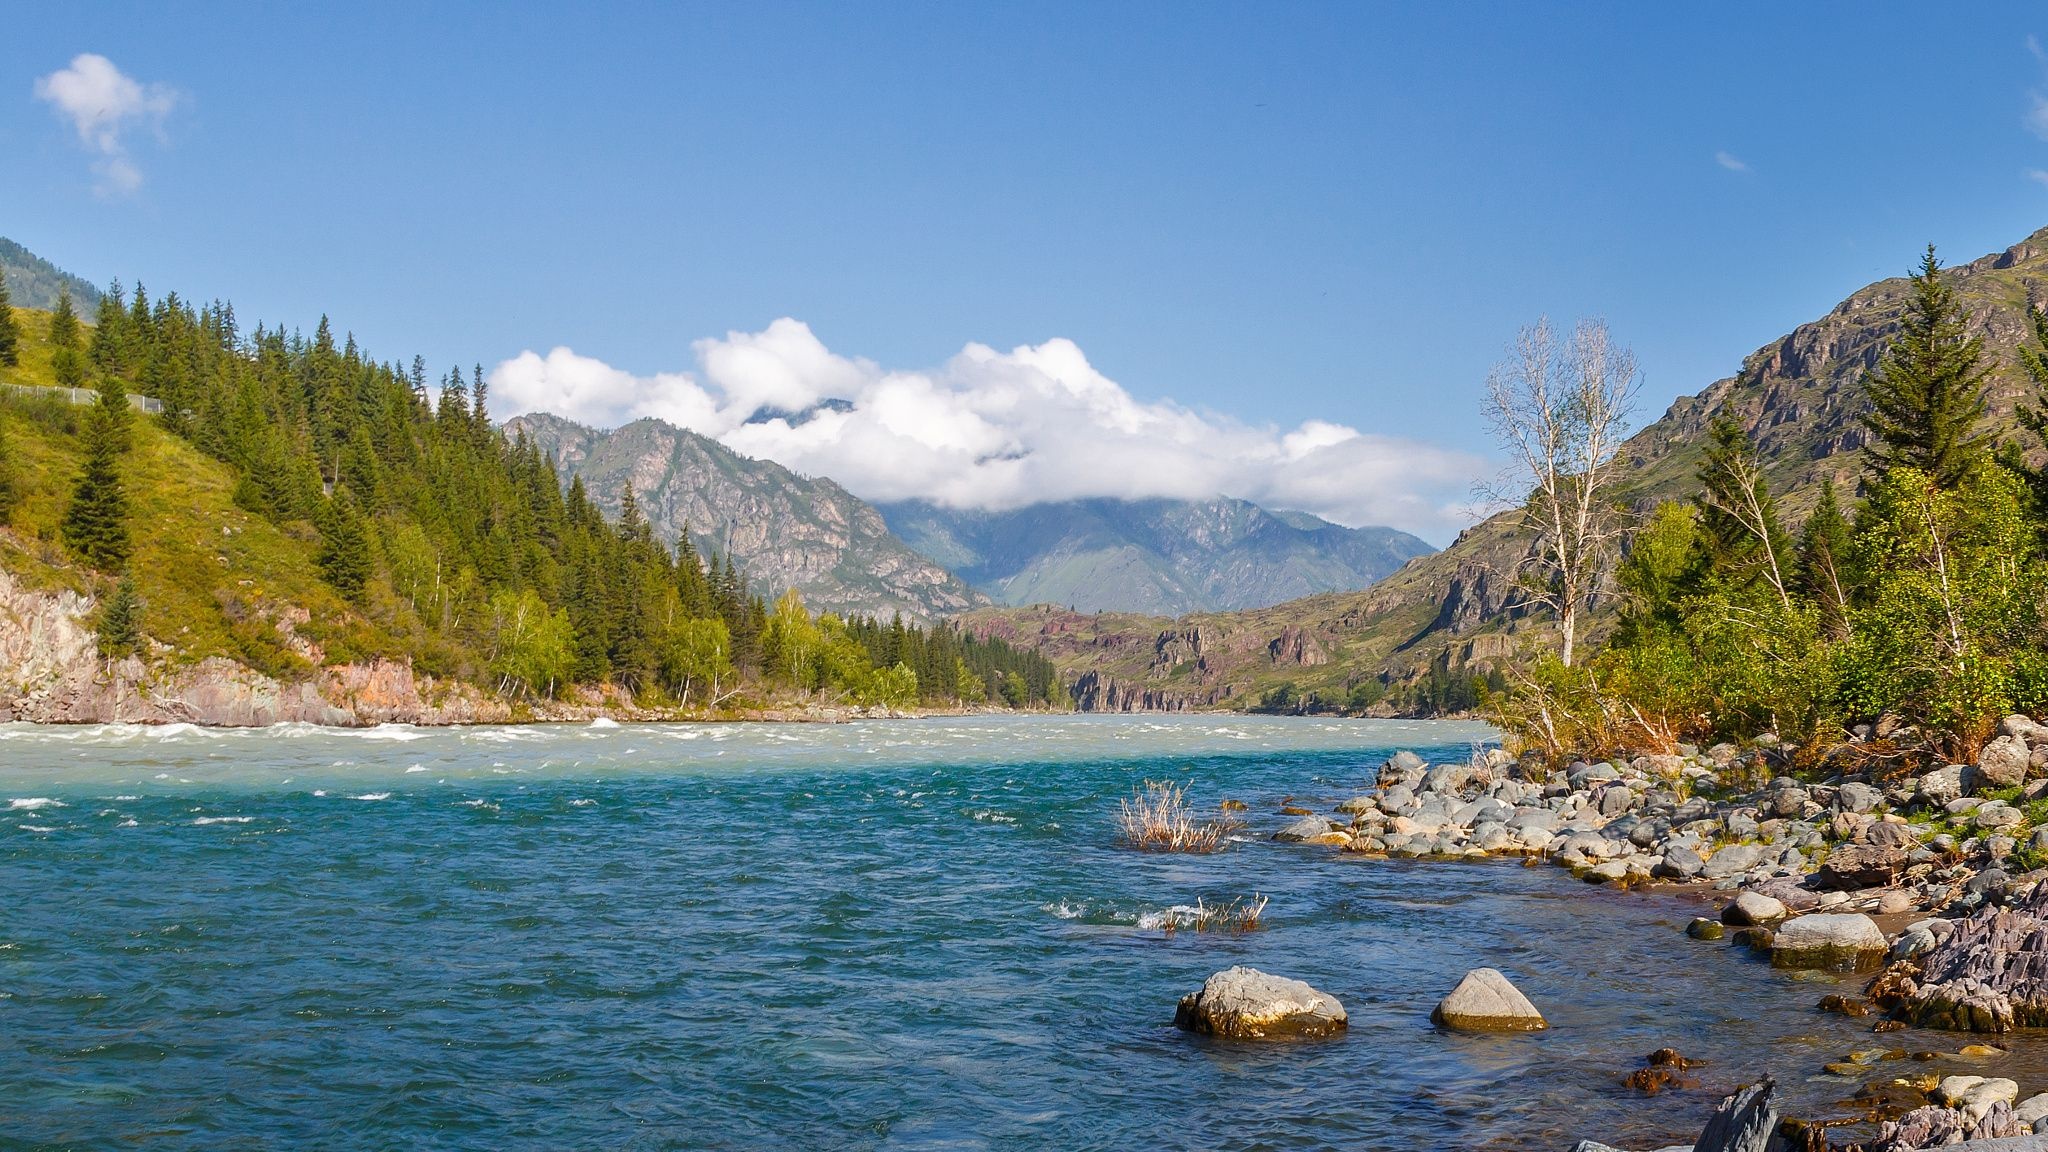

{"left": 0, "top": 714, "right": 1956, "bottom": 1150}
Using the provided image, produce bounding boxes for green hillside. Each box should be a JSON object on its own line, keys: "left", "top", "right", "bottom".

{"left": 989, "top": 225, "right": 2048, "bottom": 716}
{"left": 0, "top": 253, "right": 1056, "bottom": 719}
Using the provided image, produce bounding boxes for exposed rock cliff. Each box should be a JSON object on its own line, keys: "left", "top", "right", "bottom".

{"left": 0, "top": 568, "right": 508, "bottom": 726}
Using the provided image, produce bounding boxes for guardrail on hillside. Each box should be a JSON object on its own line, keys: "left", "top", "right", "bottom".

{"left": 0, "top": 381, "right": 163, "bottom": 415}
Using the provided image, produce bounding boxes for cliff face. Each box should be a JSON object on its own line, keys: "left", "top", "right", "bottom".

{"left": 0, "top": 568, "right": 508, "bottom": 725}
{"left": 509, "top": 414, "right": 986, "bottom": 623}
{"left": 989, "top": 225, "right": 2048, "bottom": 712}
{"left": 878, "top": 496, "right": 1434, "bottom": 615}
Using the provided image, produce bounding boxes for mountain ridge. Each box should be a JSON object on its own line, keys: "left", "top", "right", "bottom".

{"left": 507, "top": 412, "right": 989, "bottom": 623}
{"left": 878, "top": 496, "right": 1434, "bottom": 615}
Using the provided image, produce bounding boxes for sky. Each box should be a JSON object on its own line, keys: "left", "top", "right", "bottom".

{"left": 7, "top": 4, "right": 2048, "bottom": 544}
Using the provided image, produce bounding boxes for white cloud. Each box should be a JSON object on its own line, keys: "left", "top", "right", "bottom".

{"left": 2029, "top": 168, "right": 2048, "bottom": 190}
{"left": 490, "top": 321, "right": 1487, "bottom": 543}
{"left": 32, "top": 53, "right": 178, "bottom": 196}
{"left": 1714, "top": 150, "right": 1749, "bottom": 173}
{"left": 2030, "top": 93, "right": 2048, "bottom": 143}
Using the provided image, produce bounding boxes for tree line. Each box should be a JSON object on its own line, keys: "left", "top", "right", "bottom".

{"left": 1486, "top": 247, "right": 2048, "bottom": 760}
{"left": 0, "top": 269, "right": 1057, "bottom": 710}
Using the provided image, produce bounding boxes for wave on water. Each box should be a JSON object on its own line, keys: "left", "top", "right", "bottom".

{"left": 349, "top": 793, "right": 393, "bottom": 802}
{"left": 357, "top": 725, "right": 430, "bottom": 742}
{"left": 7, "top": 798, "right": 64, "bottom": 810}
{"left": 193, "top": 816, "right": 256, "bottom": 825}
{"left": 405, "top": 765, "right": 428, "bottom": 774}
{"left": 17, "top": 823, "right": 57, "bottom": 833}
{"left": 588, "top": 718, "right": 620, "bottom": 729}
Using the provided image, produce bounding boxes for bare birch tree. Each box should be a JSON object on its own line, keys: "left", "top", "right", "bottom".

{"left": 1480, "top": 318, "right": 1641, "bottom": 667}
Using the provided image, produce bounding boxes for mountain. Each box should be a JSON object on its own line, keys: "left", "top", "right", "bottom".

{"left": 975, "top": 224, "right": 2048, "bottom": 712}
{"left": 0, "top": 238, "right": 100, "bottom": 312}
{"left": 507, "top": 413, "right": 988, "bottom": 623}
{"left": 878, "top": 496, "right": 1434, "bottom": 615}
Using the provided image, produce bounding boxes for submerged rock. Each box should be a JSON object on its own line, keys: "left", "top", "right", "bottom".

{"left": 1173, "top": 966, "right": 1347, "bottom": 1040}
{"left": 1770, "top": 913, "right": 1887, "bottom": 972}
{"left": 1431, "top": 967, "right": 1547, "bottom": 1032}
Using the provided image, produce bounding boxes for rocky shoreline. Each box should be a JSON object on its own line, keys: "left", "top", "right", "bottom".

{"left": 1261, "top": 716, "right": 2048, "bottom": 1151}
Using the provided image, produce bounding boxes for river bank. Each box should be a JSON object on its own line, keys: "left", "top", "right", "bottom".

{"left": 1259, "top": 717, "right": 2048, "bottom": 1149}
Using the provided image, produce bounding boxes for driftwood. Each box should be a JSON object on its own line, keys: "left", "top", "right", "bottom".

{"left": 1906, "top": 881, "right": 2048, "bottom": 1032}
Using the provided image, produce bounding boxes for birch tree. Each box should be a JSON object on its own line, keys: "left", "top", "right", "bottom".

{"left": 1481, "top": 318, "right": 1640, "bottom": 667}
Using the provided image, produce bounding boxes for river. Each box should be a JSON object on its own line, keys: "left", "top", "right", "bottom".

{"left": 0, "top": 714, "right": 1976, "bottom": 1150}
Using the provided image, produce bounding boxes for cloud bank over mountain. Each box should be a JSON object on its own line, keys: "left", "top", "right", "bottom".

{"left": 489, "top": 319, "right": 1485, "bottom": 543}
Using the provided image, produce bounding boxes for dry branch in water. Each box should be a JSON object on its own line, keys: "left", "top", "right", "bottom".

{"left": 1117, "top": 780, "right": 1232, "bottom": 853}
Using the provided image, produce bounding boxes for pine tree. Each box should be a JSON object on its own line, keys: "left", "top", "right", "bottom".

{"left": 61, "top": 388, "right": 132, "bottom": 571}
{"left": 1693, "top": 416, "right": 1793, "bottom": 606}
{"left": 316, "top": 487, "right": 373, "bottom": 603}
{"left": 1794, "top": 479, "right": 1854, "bottom": 636}
{"left": 1860, "top": 246, "right": 1993, "bottom": 488}
{"left": 94, "top": 371, "right": 134, "bottom": 453}
{"left": 96, "top": 576, "right": 141, "bottom": 659}
{"left": 2016, "top": 300, "right": 2048, "bottom": 530}
{"left": 0, "top": 268, "right": 19, "bottom": 368}
{"left": 48, "top": 289, "right": 86, "bottom": 389}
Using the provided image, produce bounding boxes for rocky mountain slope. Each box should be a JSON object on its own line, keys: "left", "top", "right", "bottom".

{"left": 507, "top": 413, "right": 987, "bottom": 622}
{"left": 0, "top": 237, "right": 100, "bottom": 311}
{"left": 982, "top": 224, "right": 2048, "bottom": 713}
{"left": 877, "top": 496, "right": 1433, "bottom": 615}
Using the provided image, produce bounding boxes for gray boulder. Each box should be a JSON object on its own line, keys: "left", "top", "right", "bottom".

{"left": 1770, "top": 913, "right": 1887, "bottom": 972}
{"left": 1866, "top": 820, "right": 1918, "bottom": 851}
{"left": 1273, "top": 816, "right": 1343, "bottom": 843}
{"left": 1701, "top": 843, "right": 1764, "bottom": 880}
{"left": 1836, "top": 781, "right": 1884, "bottom": 814}
{"left": 1980, "top": 736, "right": 2032, "bottom": 790}
{"left": 1430, "top": 966, "right": 1547, "bottom": 1032}
{"left": 1918, "top": 765, "right": 1970, "bottom": 807}
{"left": 1654, "top": 844, "right": 1704, "bottom": 880}
{"left": 2002, "top": 714, "right": 2048, "bottom": 745}
{"left": 1813, "top": 844, "right": 1906, "bottom": 890}
{"left": 1723, "top": 890, "right": 1787, "bottom": 926}
{"left": 1174, "top": 966, "right": 1347, "bottom": 1040}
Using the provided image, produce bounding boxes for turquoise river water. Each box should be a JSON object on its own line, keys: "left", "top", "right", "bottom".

{"left": 0, "top": 714, "right": 1990, "bottom": 1150}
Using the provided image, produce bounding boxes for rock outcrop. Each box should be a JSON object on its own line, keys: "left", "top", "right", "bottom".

{"left": 1901, "top": 881, "right": 2048, "bottom": 1032}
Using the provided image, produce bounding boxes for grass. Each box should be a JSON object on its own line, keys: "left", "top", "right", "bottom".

{"left": 1118, "top": 780, "right": 1234, "bottom": 852}
{"left": 1157, "top": 894, "right": 1269, "bottom": 936}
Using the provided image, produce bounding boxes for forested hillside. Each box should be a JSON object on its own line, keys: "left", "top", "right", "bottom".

{"left": 988, "top": 226, "right": 2048, "bottom": 718}
{"left": 0, "top": 256, "right": 1054, "bottom": 721}
{"left": 0, "top": 237, "right": 99, "bottom": 312}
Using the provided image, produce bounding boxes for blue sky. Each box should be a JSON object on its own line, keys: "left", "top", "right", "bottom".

{"left": 6, "top": 3, "right": 2048, "bottom": 542}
